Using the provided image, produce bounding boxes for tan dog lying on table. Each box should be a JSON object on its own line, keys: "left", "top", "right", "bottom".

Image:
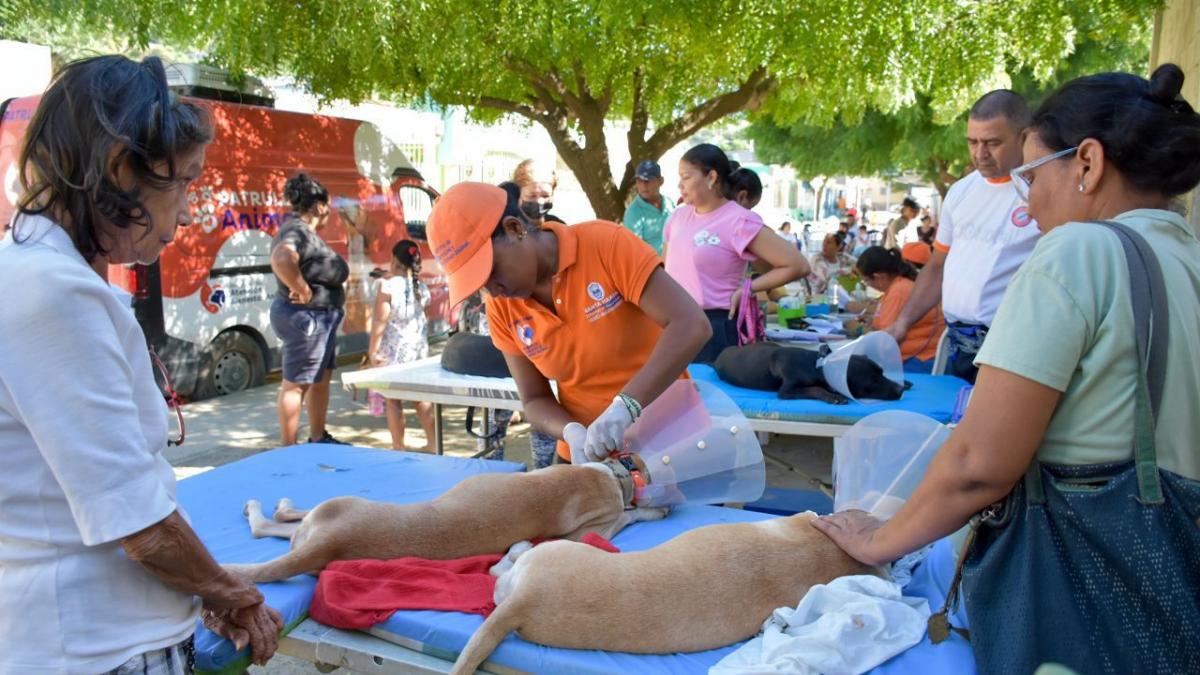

{"left": 450, "top": 512, "right": 882, "bottom": 675}
{"left": 224, "top": 462, "right": 667, "bottom": 583}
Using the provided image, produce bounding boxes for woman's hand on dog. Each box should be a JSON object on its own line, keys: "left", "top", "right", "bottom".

{"left": 811, "top": 509, "right": 890, "bottom": 567}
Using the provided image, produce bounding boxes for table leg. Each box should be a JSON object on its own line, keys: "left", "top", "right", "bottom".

{"left": 433, "top": 403, "right": 444, "bottom": 455}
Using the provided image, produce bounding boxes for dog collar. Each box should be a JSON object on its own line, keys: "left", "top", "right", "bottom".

{"left": 601, "top": 454, "right": 645, "bottom": 509}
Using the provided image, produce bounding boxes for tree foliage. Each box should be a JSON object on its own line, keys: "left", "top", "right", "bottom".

{"left": 748, "top": 7, "right": 1156, "bottom": 196}
{"left": 1, "top": 0, "right": 1163, "bottom": 218}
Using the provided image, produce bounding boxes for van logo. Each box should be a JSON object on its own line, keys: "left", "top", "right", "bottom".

{"left": 587, "top": 282, "right": 605, "bottom": 302}
{"left": 201, "top": 282, "right": 226, "bottom": 314}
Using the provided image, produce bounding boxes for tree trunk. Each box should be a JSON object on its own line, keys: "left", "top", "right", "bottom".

{"left": 812, "top": 177, "right": 828, "bottom": 221}
{"left": 926, "top": 158, "right": 958, "bottom": 199}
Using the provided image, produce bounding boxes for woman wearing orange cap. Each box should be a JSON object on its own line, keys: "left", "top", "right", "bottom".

{"left": 428, "top": 182, "right": 712, "bottom": 462}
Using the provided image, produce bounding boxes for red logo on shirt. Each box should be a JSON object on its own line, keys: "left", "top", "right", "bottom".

{"left": 1011, "top": 207, "right": 1033, "bottom": 228}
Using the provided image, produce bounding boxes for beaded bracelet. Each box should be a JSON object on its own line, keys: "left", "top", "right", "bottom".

{"left": 616, "top": 392, "right": 643, "bottom": 421}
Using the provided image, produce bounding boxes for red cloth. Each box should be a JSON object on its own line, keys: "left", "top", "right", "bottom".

{"left": 309, "top": 532, "right": 619, "bottom": 629}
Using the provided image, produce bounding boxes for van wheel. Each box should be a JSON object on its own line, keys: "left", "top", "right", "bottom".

{"left": 195, "top": 331, "right": 265, "bottom": 399}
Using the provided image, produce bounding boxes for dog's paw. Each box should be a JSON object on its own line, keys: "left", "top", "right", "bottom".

{"left": 505, "top": 540, "right": 534, "bottom": 561}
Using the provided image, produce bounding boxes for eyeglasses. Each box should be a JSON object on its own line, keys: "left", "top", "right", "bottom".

{"left": 1011, "top": 146, "right": 1078, "bottom": 202}
{"left": 149, "top": 348, "right": 185, "bottom": 447}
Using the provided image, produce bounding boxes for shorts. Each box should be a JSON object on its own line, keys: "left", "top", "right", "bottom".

{"left": 103, "top": 635, "right": 195, "bottom": 675}
{"left": 270, "top": 299, "right": 344, "bottom": 384}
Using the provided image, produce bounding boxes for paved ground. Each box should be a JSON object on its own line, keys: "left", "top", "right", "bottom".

{"left": 169, "top": 343, "right": 834, "bottom": 673}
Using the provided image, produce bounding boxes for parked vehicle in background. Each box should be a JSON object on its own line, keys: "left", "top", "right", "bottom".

{"left": 0, "top": 64, "right": 449, "bottom": 399}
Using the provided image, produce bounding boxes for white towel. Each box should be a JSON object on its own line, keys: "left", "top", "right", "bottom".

{"left": 710, "top": 575, "right": 930, "bottom": 675}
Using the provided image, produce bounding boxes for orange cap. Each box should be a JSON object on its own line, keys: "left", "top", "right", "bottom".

{"left": 427, "top": 182, "right": 507, "bottom": 307}
{"left": 901, "top": 241, "right": 932, "bottom": 266}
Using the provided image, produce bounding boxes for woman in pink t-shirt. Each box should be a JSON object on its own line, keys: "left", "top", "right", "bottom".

{"left": 663, "top": 144, "right": 809, "bottom": 363}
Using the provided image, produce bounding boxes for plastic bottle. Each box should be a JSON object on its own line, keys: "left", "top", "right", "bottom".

{"left": 827, "top": 281, "right": 839, "bottom": 310}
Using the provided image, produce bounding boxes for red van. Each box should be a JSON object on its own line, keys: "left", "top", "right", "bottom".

{"left": 0, "top": 69, "right": 449, "bottom": 399}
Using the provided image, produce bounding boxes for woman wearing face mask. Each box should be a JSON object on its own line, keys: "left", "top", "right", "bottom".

{"left": 427, "top": 182, "right": 711, "bottom": 465}
{"left": 814, "top": 64, "right": 1200, "bottom": 674}
{"left": 368, "top": 240, "right": 436, "bottom": 451}
{"left": 0, "top": 55, "right": 282, "bottom": 672}
{"left": 662, "top": 144, "right": 809, "bottom": 363}
{"left": 512, "top": 158, "right": 565, "bottom": 225}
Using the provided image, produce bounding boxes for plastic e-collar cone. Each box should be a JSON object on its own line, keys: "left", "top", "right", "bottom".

{"left": 832, "top": 410, "right": 950, "bottom": 520}
{"left": 622, "top": 379, "right": 765, "bottom": 508}
{"left": 821, "top": 331, "right": 905, "bottom": 402}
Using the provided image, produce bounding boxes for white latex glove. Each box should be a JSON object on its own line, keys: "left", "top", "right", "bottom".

{"left": 583, "top": 398, "right": 634, "bottom": 461}
{"left": 563, "top": 422, "right": 588, "bottom": 465}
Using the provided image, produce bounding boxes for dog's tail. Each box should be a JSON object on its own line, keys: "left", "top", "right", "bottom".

{"left": 450, "top": 600, "right": 522, "bottom": 675}
{"left": 222, "top": 546, "right": 329, "bottom": 583}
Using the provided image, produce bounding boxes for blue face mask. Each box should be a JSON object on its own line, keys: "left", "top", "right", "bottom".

{"left": 519, "top": 200, "right": 553, "bottom": 220}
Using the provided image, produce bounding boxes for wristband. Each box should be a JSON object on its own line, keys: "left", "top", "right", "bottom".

{"left": 616, "top": 393, "right": 643, "bottom": 421}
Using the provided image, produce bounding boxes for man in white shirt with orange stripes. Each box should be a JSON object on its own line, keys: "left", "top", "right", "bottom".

{"left": 885, "top": 90, "right": 1040, "bottom": 383}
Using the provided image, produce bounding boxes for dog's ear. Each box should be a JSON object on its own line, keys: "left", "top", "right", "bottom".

{"left": 903, "top": 380, "right": 914, "bottom": 391}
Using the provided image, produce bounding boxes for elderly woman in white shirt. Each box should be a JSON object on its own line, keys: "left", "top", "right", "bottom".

{"left": 0, "top": 56, "right": 281, "bottom": 673}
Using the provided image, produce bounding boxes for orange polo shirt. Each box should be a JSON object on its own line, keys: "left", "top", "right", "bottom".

{"left": 872, "top": 276, "right": 942, "bottom": 362}
{"left": 487, "top": 220, "right": 667, "bottom": 459}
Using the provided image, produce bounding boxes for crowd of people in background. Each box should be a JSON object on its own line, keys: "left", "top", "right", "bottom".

{"left": 3, "top": 44, "right": 1198, "bottom": 675}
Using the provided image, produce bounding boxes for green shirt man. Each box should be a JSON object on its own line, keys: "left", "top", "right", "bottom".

{"left": 622, "top": 160, "right": 675, "bottom": 254}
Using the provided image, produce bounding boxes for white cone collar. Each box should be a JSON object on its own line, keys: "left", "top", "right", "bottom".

{"left": 621, "top": 380, "right": 765, "bottom": 508}
{"left": 821, "top": 332, "right": 904, "bottom": 402}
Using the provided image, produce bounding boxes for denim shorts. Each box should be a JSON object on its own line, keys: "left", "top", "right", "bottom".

{"left": 270, "top": 299, "right": 344, "bottom": 384}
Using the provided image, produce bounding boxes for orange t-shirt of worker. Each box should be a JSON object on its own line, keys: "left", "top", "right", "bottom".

{"left": 487, "top": 220, "right": 665, "bottom": 459}
{"left": 872, "top": 276, "right": 942, "bottom": 362}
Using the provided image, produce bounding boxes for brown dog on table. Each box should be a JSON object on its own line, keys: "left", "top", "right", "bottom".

{"left": 450, "top": 512, "right": 882, "bottom": 674}
{"left": 224, "top": 462, "right": 667, "bottom": 583}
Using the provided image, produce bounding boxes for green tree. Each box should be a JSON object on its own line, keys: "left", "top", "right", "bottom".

{"left": 2, "top": 0, "right": 1162, "bottom": 218}
{"left": 748, "top": 13, "right": 1155, "bottom": 198}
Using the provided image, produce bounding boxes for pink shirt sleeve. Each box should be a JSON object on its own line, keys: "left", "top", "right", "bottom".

{"left": 731, "top": 210, "right": 765, "bottom": 259}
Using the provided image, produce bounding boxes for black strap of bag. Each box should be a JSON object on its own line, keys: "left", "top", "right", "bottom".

{"left": 1083, "top": 220, "right": 1169, "bottom": 504}
{"left": 930, "top": 219, "right": 1172, "bottom": 643}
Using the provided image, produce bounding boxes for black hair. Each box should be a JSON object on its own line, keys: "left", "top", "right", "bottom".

{"left": 497, "top": 180, "right": 522, "bottom": 206}
{"left": 828, "top": 231, "right": 847, "bottom": 247}
{"left": 492, "top": 182, "right": 531, "bottom": 240}
{"left": 16, "top": 55, "right": 213, "bottom": 262}
{"left": 730, "top": 167, "right": 763, "bottom": 204}
{"left": 681, "top": 143, "right": 736, "bottom": 198}
{"left": 284, "top": 172, "right": 329, "bottom": 214}
{"left": 901, "top": 196, "right": 921, "bottom": 211}
{"left": 1032, "top": 63, "right": 1200, "bottom": 197}
{"left": 969, "top": 89, "right": 1031, "bottom": 129}
{"left": 391, "top": 238, "right": 420, "bottom": 270}
{"left": 856, "top": 245, "right": 917, "bottom": 281}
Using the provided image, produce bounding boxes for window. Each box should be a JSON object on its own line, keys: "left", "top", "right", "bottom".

{"left": 397, "top": 185, "right": 436, "bottom": 241}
